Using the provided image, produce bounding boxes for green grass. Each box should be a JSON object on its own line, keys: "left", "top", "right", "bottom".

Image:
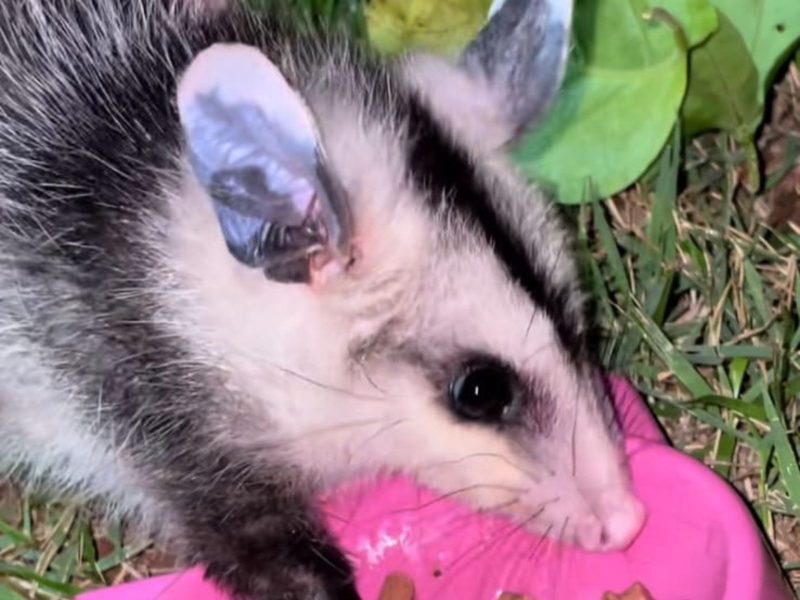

{"left": 0, "top": 488, "right": 163, "bottom": 598}
{"left": 579, "top": 115, "right": 800, "bottom": 591}
{"left": 2, "top": 1, "right": 799, "bottom": 597}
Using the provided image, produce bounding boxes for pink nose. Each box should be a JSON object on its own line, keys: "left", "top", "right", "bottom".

{"left": 577, "top": 491, "right": 647, "bottom": 552}
{"left": 597, "top": 491, "right": 647, "bottom": 550}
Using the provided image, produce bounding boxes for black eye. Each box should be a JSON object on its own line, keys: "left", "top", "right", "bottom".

{"left": 448, "top": 361, "right": 518, "bottom": 422}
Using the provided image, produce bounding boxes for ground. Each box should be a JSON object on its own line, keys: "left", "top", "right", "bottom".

{"left": 1, "top": 10, "right": 799, "bottom": 600}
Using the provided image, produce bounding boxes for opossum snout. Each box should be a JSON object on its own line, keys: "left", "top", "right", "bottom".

{"left": 575, "top": 489, "right": 646, "bottom": 552}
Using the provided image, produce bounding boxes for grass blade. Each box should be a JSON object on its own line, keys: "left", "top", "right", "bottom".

{"left": 628, "top": 305, "right": 713, "bottom": 397}
{"left": 0, "top": 564, "right": 81, "bottom": 596}
{"left": 0, "top": 520, "right": 31, "bottom": 547}
{"left": 761, "top": 388, "right": 800, "bottom": 515}
{"left": 593, "top": 200, "right": 630, "bottom": 298}
{"left": 0, "top": 585, "right": 26, "bottom": 600}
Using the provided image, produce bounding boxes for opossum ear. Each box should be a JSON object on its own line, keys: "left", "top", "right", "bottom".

{"left": 177, "top": 43, "right": 352, "bottom": 286}
{"left": 463, "top": 0, "right": 573, "bottom": 137}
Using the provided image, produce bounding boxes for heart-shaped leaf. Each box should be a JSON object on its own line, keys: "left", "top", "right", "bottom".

{"left": 513, "top": 0, "right": 717, "bottom": 203}
{"left": 682, "top": 10, "right": 760, "bottom": 138}
{"left": 710, "top": 0, "right": 800, "bottom": 98}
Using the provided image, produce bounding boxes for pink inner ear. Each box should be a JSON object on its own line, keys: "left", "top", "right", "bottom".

{"left": 308, "top": 242, "right": 360, "bottom": 291}
{"left": 308, "top": 251, "right": 347, "bottom": 290}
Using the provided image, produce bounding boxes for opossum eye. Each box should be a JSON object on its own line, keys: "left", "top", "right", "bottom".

{"left": 449, "top": 360, "right": 518, "bottom": 422}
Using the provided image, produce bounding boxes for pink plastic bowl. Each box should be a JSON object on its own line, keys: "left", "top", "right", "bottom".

{"left": 78, "top": 377, "right": 791, "bottom": 600}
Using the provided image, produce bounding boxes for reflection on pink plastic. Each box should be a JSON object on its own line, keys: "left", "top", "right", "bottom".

{"left": 77, "top": 376, "right": 791, "bottom": 600}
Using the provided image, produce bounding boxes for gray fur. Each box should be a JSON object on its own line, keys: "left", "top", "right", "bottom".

{"left": 462, "top": 0, "right": 573, "bottom": 135}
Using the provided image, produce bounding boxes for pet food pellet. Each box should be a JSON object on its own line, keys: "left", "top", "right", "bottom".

{"left": 602, "top": 582, "right": 655, "bottom": 600}
{"left": 378, "top": 572, "right": 415, "bottom": 600}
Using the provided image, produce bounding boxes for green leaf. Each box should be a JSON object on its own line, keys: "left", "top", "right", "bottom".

{"left": 786, "top": 376, "right": 800, "bottom": 399}
{"left": 92, "top": 541, "right": 151, "bottom": 574}
{"left": 689, "top": 394, "right": 767, "bottom": 421}
{"left": 714, "top": 430, "right": 736, "bottom": 479}
{"left": 0, "top": 564, "right": 81, "bottom": 596}
{"left": 592, "top": 200, "right": 630, "bottom": 298}
{"left": 647, "top": 127, "right": 679, "bottom": 257}
{"left": 650, "top": 394, "right": 758, "bottom": 445}
{"left": 627, "top": 304, "right": 714, "bottom": 397}
{"left": 728, "top": 356, "right": 748, "bottom": 397}
{"left": 710, "top": 0, "right": 800, "bottom": 98}
{"left": 0, "top": 585, "right": 26, "bottom": 600}
{"left": 761, "top": 388, "right": 800, "bottom": 515}
{"left": 365, "top": 0, "right": 491, "bottom": 56}
{"left": 514, "top": 0, "right": 717, "bottom": 203}
{"left": 743, "top": 259, "right": 773, "bottom": 328}
{"left": 650, "top": 0, "right": 719, "bottom": 47}
{"left": 682, "top": 10, "right": 761, "bottom": 138}
{"left": 0, "top": 520, "right": 30, "bottom": 547}
{"left": 572, "top": 0, "right": 717, "bottom": 68}
{"left": 514, "top": 48, "right": 686, "bottom": 203}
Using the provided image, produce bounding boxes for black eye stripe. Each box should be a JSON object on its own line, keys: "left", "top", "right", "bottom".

{"left": 402, "top": 92, "right": 581, "bottom": 353}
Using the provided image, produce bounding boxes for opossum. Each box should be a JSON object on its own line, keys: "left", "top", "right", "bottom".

{"left": 0, "top": 0, "right": 646, "bottom": 598}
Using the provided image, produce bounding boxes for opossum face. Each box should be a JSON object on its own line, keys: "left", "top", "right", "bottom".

{"left": 173, "top": 0, "right": 644, "bottom": 552}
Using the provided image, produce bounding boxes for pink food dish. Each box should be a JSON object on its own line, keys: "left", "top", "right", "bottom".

{"left": 78, "top": 376, "right": 792, "bottom": 600}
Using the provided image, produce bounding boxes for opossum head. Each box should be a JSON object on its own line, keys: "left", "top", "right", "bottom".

{"left": 172, "top": 0, "right": 644, "bottom": 552}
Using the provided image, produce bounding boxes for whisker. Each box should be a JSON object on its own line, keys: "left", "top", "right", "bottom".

{"left": 527, "top": 520, "right": 554, "bottom": 561}
{"left": 557, "top": 515, "right": 571, "bottom": 547}
{"left": 521, "top": 340, "right": 559, "bottom": 364}
{"left": 447, "top": 497, "right": 559, "bottom": 584}
{"left": 414, "top": 452, "right": 543, "bottom": 483}
{"left": 308, "top": 543, "right": 350, "bottom": 577}
{"left": 523, "top": 234, "right": 569, "bottom": 344}
{"left": 262, "top": 418, "right": 392, "bottom": 449}
{"left": 436, "top": 497, "right": 522, "bottom": 532}
{"left": 509, "top": 438, "right": 556, "bottom": 477}
{"left": 439, "top": 513, "right": 519, "bottom": 579}
{"left": 524, "top": 307, "right": 536, "bottom": 341}
{"left": 571, "top": 402, "right": 578, "bottom": 478}
{"left": 389, "top": 483, "right": 526, "bottom": 515}
{"left": 271, "top": 363, "right": 385, "bottom": 402}
{"left": 441, "top": 495, "right": 561, "bottom": 580}
{"left": 349, "top": 418, "right": 407, "bottom": 456}
{"left": 206, "top": 342, "right": 387, "bottom": 403}
{"left": 479, "top": 497, "right": 522, "bottom": 513}
{"left": 356, "top": 358, "right": 387, "bottom": 396}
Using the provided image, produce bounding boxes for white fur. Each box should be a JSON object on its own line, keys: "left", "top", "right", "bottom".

{"left": 0, "top": 0, "right": 643, "bottom": 555}
{"left": 402, "top": 54, "right": 515, "bottom": 152}
{"left": 157, "top": 73, "right": 640, "bottom": 548}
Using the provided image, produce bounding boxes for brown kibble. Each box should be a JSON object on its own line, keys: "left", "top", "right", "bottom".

{"left": 378, "top": 572, "right": 415, "bottom": 600}
{"left": 602, "top": 581, "right": 655, "bottom": 600}
{"left": 498, "top": 593, "right": 536, "bottom": 600}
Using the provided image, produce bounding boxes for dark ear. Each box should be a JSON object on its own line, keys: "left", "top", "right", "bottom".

{"left": 177, "top": 43, "right": 352, "bottom": 285}
{"left": 461, "top": 0, "right": 574, "bottom": 137}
